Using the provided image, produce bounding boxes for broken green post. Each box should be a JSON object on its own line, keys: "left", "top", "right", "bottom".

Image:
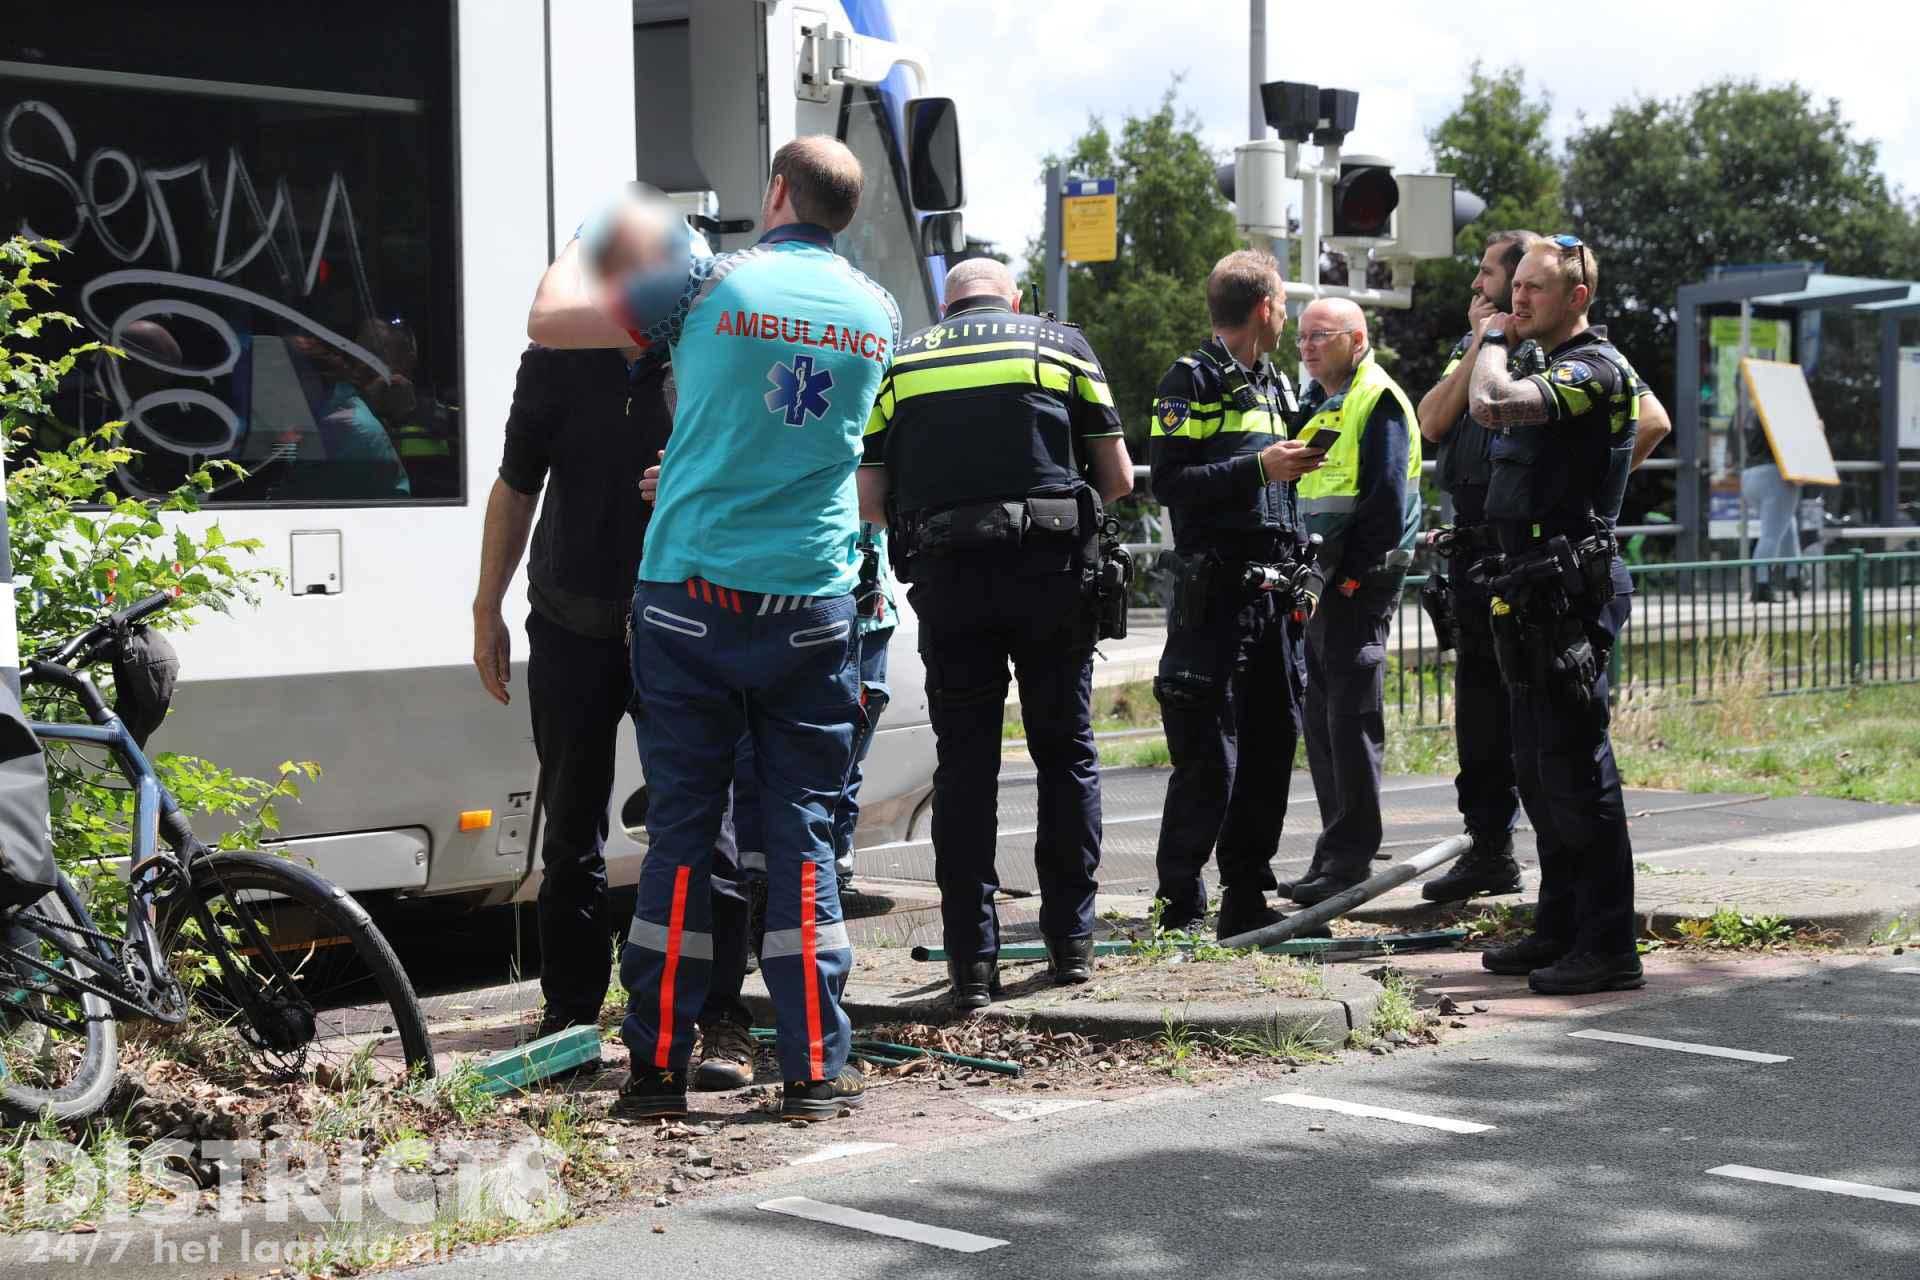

{"left": 469, "top": 1024, "right": 603, "bottom": 1095}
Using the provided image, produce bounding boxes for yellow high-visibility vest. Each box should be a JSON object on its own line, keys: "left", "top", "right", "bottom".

{"left": 1295, "top": 350, "right": 1420, "bottom": 546}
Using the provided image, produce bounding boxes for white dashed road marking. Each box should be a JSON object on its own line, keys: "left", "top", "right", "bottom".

{"left": 1891, "top": 967, "right": 1920, "bottom": 975}
{"left": 1708, "top": 1165, "right": 1920, "bottom": 1208}
{"left": 789, "top": 1142, "right": 898, "bottom": 1166}
{"left": 1569, "top": 1029, "right": 1792, "bottom": 1064}
{"left": 1265, "top": 1092, "right": 1494, "bottom": 1134}
{"left": 968, "top": 1096, "right": 1102, "bottom": 1122}
{"left": 757, "top": 1197, "right": 1010, "bottom": 1252}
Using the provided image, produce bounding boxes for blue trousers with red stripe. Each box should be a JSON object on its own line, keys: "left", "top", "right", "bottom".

{"left": 621, "top": 579, "right": 860, "bottom": 1082}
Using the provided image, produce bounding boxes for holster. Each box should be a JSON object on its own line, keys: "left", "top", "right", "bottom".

{"left": 1488, "top": 598, "right": 1528, "bottom": 689}
{"left": 1419, "top": 572, "right": 1456, "bottom": 652}
{"left": 1542, "top": 611, "right": 1602, "bottom": 725}
{"left": 1166, "top": 551, "right": 1221, "bottom": 634}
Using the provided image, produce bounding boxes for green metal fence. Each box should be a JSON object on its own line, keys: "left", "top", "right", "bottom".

{"left": 1388, "top": 551, "right": 1920, "bottom": 724}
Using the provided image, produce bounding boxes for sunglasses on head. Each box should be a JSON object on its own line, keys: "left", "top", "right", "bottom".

{"left": 1550, "top": 233, "right": 1589, "bottom": 291}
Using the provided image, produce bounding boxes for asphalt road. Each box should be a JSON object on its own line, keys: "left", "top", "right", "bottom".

{"left": 414, "top": 955, "right": 1920, "bottom": 1280}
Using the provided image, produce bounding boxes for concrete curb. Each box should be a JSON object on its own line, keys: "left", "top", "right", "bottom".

{"left": 744, "top": 965, "right": 1382, "bottom": 1048}
{"left": 1343, "top": 877, "right": 1920, "bottom": 945}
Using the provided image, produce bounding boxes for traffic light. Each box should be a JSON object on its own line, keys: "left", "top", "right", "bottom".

{"left": 1331, "top": 157, "right": 1398, "bottom": 238}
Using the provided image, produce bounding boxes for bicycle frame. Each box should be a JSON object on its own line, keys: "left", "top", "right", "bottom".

{"left": 9, "top": 714, "right": 193, "bottom": 1025}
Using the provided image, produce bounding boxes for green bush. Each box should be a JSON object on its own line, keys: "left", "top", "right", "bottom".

{"left": 1, "top": 236, "right": 314, "bottom": 908}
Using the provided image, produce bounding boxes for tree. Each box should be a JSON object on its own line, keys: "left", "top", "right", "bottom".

{"left": 1565, "top": 78, "right": 1920, "bottom": 441}
{"left": 1378, "top": 65, "right": 1567, "bottom": 407}
{"left": 1026, "top": 87, "right": 1242, "bottom": 448}
{"left": 2, "top": 237, "right": 312, "bottom": 907}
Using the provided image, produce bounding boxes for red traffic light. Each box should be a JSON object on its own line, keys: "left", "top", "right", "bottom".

{"left": 1332, "top": 162, "right": 1398, "bottom": 238}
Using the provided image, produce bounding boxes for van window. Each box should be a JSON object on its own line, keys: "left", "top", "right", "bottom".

{"left": 0, "top": 1, "right": 460, "bottom": 505}
{"left": 835, "top": 88, "right": 936, "bottom": 334}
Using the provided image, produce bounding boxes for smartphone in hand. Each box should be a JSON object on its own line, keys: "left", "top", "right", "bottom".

{"left": 1301, "top": 428, "right": 1342, "bottom": 455}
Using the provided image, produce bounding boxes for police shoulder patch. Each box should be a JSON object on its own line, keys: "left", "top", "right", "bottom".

{"left": 1158, "top": 398, "right": 1191, "bottom": 431}
{"left": 1552, "top": 359, "right": 1595, "bottom": 384}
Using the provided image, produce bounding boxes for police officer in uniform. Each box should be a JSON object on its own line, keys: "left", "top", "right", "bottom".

{"left": 1417, "top": 231, "right": 1673, "bottom": 903}
{"left": 1149, "top": 250, "right": 1329, "bottom": 939}
{"left": 1414, "top": 231, "right": 1542, "bottom": 901}
{"left": 1289, "top": 299, "right": 1422, "bottom": 906}
{"left": 1467, "top": 234, "right": 1644, "bottom": 995}
{"left": 860, "top": 258, "right": 1134, "bottom": 1010}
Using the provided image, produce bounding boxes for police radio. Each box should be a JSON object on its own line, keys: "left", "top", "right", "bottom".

{"left": 1093, "top": 516, "right": 1133, "bottom": 641}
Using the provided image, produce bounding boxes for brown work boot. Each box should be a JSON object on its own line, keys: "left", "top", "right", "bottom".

{"left": 693, "top": 1016, "right": 757, "bottom": 1091}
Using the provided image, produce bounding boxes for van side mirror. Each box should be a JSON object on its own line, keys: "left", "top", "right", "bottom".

{"left": 919, "top": 211, "right": 965, "bottom": 257}
{"left": 906, "top": 97, "right": 964, "bottom": 212}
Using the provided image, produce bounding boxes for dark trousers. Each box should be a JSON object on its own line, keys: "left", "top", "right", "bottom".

{"left": 1449, "top": 568, "right": 1520, "bottom": 843}
{"left": 1302, "top": 575, "right": 1400, "bottom": 879}
{"left": 524, "top": 610, "right": 625, "bottom": 1025}
{"left": 1152, "top": 589, "right": 1304, "bottom": 915}
{"left": 1509, "top": 593, "right": 1635, "bottom": 955}
{"left": 622, "top": 583, "right": 860, "bottom": 1082}
{"left": 730, "top": 628, "right": 894, "bottom": 871}
{"left": 525, "top": 608, "right": 748, "bottom": 1029}
{"left": 908, "top": 560, "right": 1101, "bottom": 962}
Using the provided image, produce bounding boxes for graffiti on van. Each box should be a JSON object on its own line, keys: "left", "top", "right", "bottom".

{"left": 2, "top": 98, "right": 395, "bottom": 497}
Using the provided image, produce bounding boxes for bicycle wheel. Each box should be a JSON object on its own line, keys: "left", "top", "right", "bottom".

{"left": 0, "top": 874, "right": 121, "bottom": 1122}
{"left": 159, "top": 853, "right": 433, "bottom": 1083}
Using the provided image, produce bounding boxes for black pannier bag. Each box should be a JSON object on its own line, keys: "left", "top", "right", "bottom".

{"left": 0, "top": 680, "right": 54, "bottom": 911}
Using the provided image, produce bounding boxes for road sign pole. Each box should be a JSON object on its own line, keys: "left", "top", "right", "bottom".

{"left": 1044, "top": 163, "right": 1068, "bottom": 321}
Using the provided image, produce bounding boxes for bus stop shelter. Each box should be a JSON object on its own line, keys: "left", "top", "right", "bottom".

{"left": 1674, "top": 269, "right": 1920, "bottom": 561}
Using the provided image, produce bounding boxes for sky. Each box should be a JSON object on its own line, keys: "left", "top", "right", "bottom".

{"left": 890, "top": 0, "right": 1920, "bottom": 264}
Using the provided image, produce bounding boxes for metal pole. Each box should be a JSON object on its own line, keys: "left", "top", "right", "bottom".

{"left": 1676, "top": 294, "right": 1703, "bottom": 561}
{"left": 1248, "top": 0, "right": 1267, "bottom": 140}
{"left": 1736, "top": 302, "right": 1752, "bottom": 561}
{"left": 1043, "top": 163, "right": 1068, "bottom": 322}
{"left": 1218, "top": 835, "right": 1474, "bottom": 948}
{"left": 0, "top": 448, "right": 17, "bottom": 700}
{"left": 1881, "top": 312, "right": 1901, "bottom": 527}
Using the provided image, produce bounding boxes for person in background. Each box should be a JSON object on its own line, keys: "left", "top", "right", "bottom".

{"left": 1741, "top": 408, "right": 1802, "bottom": 603}
{"left": 859, "top": 257, "right": 1133, "bottom": 1009}
{"left": 1288, "top": 299, "right": 1421, "bottom": 906}
{"left": 1147, "top": 250, "right": 1325, "bottom": 941}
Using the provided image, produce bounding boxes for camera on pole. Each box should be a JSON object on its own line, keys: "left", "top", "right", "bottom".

{"left": 1213, "top": 78, "right": 1486, "bottom": 309}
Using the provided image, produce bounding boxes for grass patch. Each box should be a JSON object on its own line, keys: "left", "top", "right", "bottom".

{"left": 1365, "top": 967, "right": 1431, "bottom": 1040}
{"left": 1007, "top": 678, "right": 1161, "bottom": 741}
{"left": 1209, "top": 1017, "right": 1337, "bottom": 1064}
{"left": 1662, "top": 907, "right": 1796, "bottom": 950}
{"left": 1612, "top": 682, "right": 1920, "bottom": 805}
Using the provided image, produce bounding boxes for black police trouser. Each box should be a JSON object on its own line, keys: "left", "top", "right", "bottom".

{"left": 1507, "top": 594, "right": 1636, "bottom": 956}
{"left": 1152, "top": 588, "right": 1304, "bottom": 917}
{"left": 1302, "top": 574, "right": 1401, "bottom": 880}
{"left": 1449, "top": 563, "right": 1520, "bottom": 844}
{"left": 908, "top": 559, "right": 1101, "bottom": 962}
{"left": 526, "top": 608, "right": 749, "bottom": 1028}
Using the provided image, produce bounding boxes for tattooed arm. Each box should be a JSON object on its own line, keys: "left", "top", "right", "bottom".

{"left": 1468, "top": 317, "right": 1553, "bottom": 429}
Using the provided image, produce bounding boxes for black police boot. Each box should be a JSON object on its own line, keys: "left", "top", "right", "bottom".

{"left": 1421, "top": 835, "right": 1523, "bottom": 902}
{"left": 1481, "top": 932, "right": 1566, "bottom": 976}
{"left": 1273, "top": 858, "right": 1324, "bottom": 902}
{"left": 1287, "top": 871, "right": 1366, "bottom": 908}
{"left": 1527, "top": 951, "right": 1646, "bottom": 995}
{"left": 1044, "top": 936, "right": 1094, "bottom": 985}
{"left": 947, "top": 959, "right": 1001, "bottom": 1012}
{"left": 1215, "top": 888, "right": 1281, "bottom": 939}
{"left": 1154, "top": 896, "right": 1206, "bottom": 934}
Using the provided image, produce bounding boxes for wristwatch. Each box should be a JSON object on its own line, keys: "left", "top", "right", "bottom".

{"left": 1481, "top": 327, "right": 1508, "bottom": 345}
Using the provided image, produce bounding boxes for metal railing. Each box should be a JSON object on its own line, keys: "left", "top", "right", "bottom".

{"left": 1386, "top": 549, "right": 1920, "bottom": 725}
